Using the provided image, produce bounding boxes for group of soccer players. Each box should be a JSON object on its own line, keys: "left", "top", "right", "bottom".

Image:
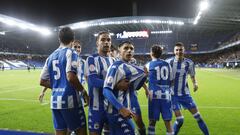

{"left": 40, "top": 27, "right": 209, "bottom": 135}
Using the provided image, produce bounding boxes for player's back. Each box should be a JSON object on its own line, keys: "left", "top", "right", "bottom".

{"left": 147, "top": 59, "right": 172, "bottom": 93}
{"left": 47, "top": 47, "right": 80, "bottom": 109}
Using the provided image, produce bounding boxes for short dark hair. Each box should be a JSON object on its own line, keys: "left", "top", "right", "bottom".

{"left": 175, "top": 42, "right": 184, "bottom": 47}
{"left": 151, "top": 45, "right": 162, "bottom": 58}
{"left": 73, "top": 40, "right": 81, "bottom": 47}
{"left": 118, "top": 41, "right": 134, "bottom": 48}
{"left": 59, "top": 27, "right": 74, "bottom": 45}
{"left": 96, "top": 31, "right": 110, "bottom": 41}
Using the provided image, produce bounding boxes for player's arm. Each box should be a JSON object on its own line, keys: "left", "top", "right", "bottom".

{"left": 40, "top": 79, "right": 51, "bottom": 88}
{"left": 114, "top": 79, "right": 130, "bottom": 91}
{"left": 143, "top": 64, "right": 150, "bottom": 97}
{"left": 103, "top": 67, "right": 124, "bottom": 112}
{"left": 40, "top": 58, "right": 51, "bottom": 88}
{"left": 189, "top": 61, "right": 198, "bottom": 92}
{"left": 103, "top": 87, "right": 134, "bottom": 118}
{"left": 67, "top": 72, "right": 85, "bottom": 92}
{"left": 39, "top": 87, "right": 48, "bottom": 103}
{"left": 142, "top": 83, "right": 150, "bottom": 98}
{"left": 86, "top": 56, "right": 104, "bottom": 88}
{"left": 191, "top": 76, "right": 198, "bottom": 92}
{"left": 67, "top": 50, "right": 89, "bottom": 106}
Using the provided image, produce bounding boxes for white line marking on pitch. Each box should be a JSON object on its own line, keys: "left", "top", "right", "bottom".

{"left": 140, "top": 105, "right": 240, "bottom": 109}
{"left": 0, "top": 87, "right": 38, "bottom": 94}
{"left": 0, "top": 98, "right": 49, "bottom": 105}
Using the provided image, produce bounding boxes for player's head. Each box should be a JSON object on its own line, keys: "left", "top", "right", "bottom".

{"left": 109, "top": 45, "right": 118, "bottom": 58}
{"left": 96, "top": 31, "right": 111, "bottom": 55}
{"left": 72, "top": 40, "right": 81, "bottom": 55}
{"left": 174, "top": 42, "right": 185, "bottom": 59}
{"left": 118, "top": 41, "right": 134, "bottom": 62}
{"left": 150, "top": 45, "right": 162, "bottom": 59}
{"left": 58, "top": 27, "right": 75, "bottom": 45}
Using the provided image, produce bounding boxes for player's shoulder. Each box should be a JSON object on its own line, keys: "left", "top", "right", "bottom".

{"left": 165, "top": 56, "right": 175, "bottom": 63}
{"left": 184, "top": 58, "right": 194, "bottom": 64}
{"left": 112, "top": 60, "right": 124, "bottom": 67}
{"left": 160, "top": 59, "right": 170, "bottom": 65}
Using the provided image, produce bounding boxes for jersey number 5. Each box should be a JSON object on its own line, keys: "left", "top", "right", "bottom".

{"left": 53, "top": 60, "right": 60, "bottom": 80}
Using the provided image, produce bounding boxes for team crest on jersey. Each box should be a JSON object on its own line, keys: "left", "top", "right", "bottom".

{"left": 71, "top": 61, "right": 78, "bottom": 68}
{"left": 89, "top": 64, "right": 95, "bottom": 72}
{"left": 94, "top": 123, "right": 100, "bottom": 129}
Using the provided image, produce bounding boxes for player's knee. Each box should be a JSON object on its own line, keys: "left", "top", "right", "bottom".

{"left": 175, "top": 116, "right": 184, "bottom": 127}
{"left": 193, "top": 112, "right": 202, "bottom": 122}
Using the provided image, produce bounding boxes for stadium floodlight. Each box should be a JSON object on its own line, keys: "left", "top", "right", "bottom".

{"left": 200, "top": 0, "right": 209, "bottom": 11}
{"left": 193, "top": 0, "right": 209, "bottom": 25}
{"left": 0, "top": 14, "right": 52, "bottom": 36}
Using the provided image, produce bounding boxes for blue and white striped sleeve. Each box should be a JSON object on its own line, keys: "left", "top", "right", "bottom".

{"left": 189, "top": 60, "right": 195, "bottom": 77}
{"left": 104, "top": 65, "right": 120, "bottom": 90}
{"left": 66, "top": 49, "right": 78, "bottom": 74}
{"left": 40, "top": 57, "right": 49, "bottom": 80}
{"left": 85, "top": 56, "right": 97, "bottom": 76}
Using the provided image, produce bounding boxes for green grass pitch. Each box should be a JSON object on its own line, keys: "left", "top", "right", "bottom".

{"left": 0, "top": 68, "right": 239, "bottom": 134}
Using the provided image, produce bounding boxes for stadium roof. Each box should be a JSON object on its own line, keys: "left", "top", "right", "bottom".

{"left": 0, "top": 0, "right": 240, "bottom": 55}
{"left": 0, "top": 0, "right": 197, "bottom": 26}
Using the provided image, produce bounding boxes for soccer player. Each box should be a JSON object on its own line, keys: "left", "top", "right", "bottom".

{"left": 145, "top": 45, "right": 174, "bottom": 135}
{"left": 166, "top": 42, "right": 209, "bottom": 135}
{"left": 40, "top": 27, "right": 88, "bottom": 135}
{"left": 72, "top": 40, "right": 86, "bottom": 85}
{"left": 39, "top": 40, "right": 87, "bottom": 105}
{"left": 85, "top": 31, "right": 115, "bottom": 135}
{"left": 129, "top": 57, "right": 147, "bottom": 135}
{"left": 109, "top": 44, "right": 147, "bottom": 135}
{"left": 103, "top": 41, "right": 147, "bottom": 135}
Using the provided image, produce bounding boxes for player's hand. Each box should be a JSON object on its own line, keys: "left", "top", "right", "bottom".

{"left": 82, "top": 90, "right": 89, "bottom": 107}
{"left": 119, "top": 108, "right": 135, "bottom": 118}
{"left": 143, "top": 66, "right": 148, "bottom": 75}
{"left": 115, "top": 79, "right": 130, "bottom": 91}
{"left": 38, "top": 92, "right": 45, "bottom": 103}
{"left": 193, "top": 83, "right": 198, "bottom": 92}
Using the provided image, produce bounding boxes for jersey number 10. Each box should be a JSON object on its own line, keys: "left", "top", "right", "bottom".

{"left": 155, "top": 66, "right": 169, "bottom": 80}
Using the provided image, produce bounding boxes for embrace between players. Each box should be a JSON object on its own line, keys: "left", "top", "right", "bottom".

{"left": 40, "top": 27, "right": 209, "bottom": 135}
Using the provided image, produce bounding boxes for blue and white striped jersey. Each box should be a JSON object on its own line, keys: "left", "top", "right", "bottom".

{"left": 85, "top": 53, "right": 115, "bottom": 111}
{"left": 166, "top": 57, "right": 195, "bottom": 96}
{"left": 104, "top": 60, "right": 146, "bottom": 114}
{"left": 145, "top": 59, "right": 173, "bottom": 99}
{"left": 40, "top": 46, "right": 82, "bottom": 109}
{"left": 77, "top": 56, "right": 86, "bottom": 84}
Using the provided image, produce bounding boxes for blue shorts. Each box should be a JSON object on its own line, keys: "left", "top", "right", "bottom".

{"left": 130, "top": 91, "right": 142, "bottom": 116}
{"left": 52, "top": 107, "right": 86, "bottom": 131}
{"left": 148, "top": 99, "right": 172, "bottom": 121}
{"left": 172, "top": 95, "right": 197, "bottom": 111}
{"left": 107, "top": 113, "right": 135, "bottom": 135}
{"left": 88, "top": 108, "right": 108, "bottom": 133}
